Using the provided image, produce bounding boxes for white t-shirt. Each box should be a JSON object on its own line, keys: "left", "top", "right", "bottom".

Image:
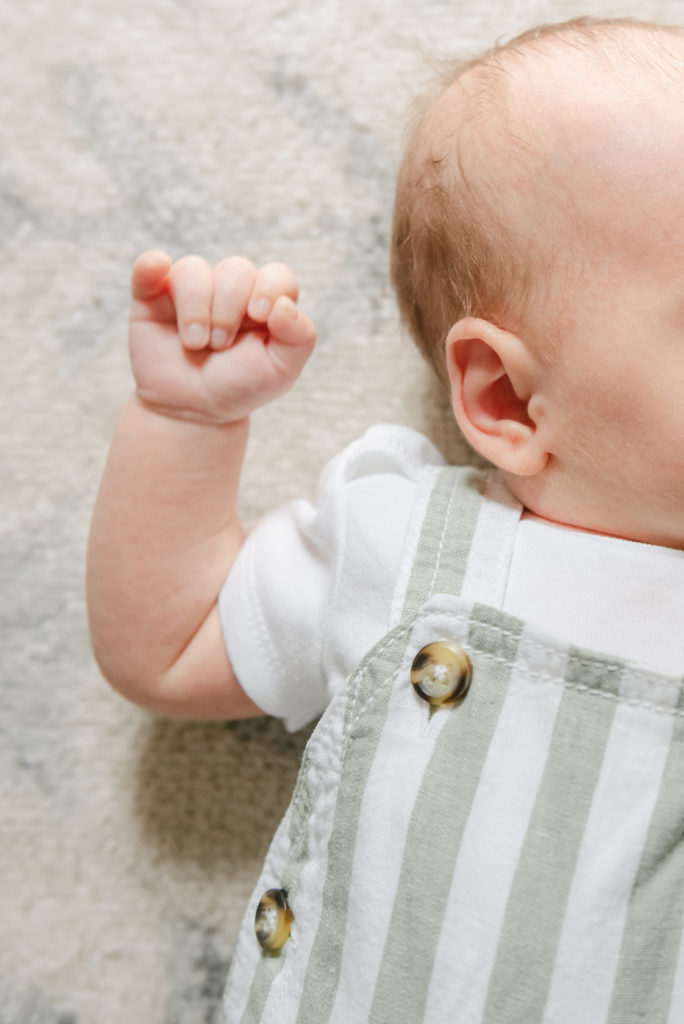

{"left": 219, "top": 425, "right": 684, "bottom": 731}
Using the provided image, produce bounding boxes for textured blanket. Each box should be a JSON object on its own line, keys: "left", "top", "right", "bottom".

{"left": 2, "top": 1, "right": 676, "bottom": 1021}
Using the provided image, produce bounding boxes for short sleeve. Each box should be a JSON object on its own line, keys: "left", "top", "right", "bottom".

{"left": 218, "top": 424, "right": 446, "bottom": 731}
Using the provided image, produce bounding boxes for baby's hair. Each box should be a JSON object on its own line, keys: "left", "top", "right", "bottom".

{"left": 391, "top": 16, "right": 684, "bottom": 384}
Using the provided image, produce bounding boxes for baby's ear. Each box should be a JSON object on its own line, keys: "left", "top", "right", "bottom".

{"left": 445, "top": 318, "right": 549, "bottom": 476}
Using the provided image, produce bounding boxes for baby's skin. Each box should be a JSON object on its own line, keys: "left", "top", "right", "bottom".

{"left": 87, "top": 251, "right": 315, "bottom": 718}
{"left": 435, "top": 41, "right": 684, "bottom": 550}
{"left": 88, "top": 21, "right": 684, "bottom": 721}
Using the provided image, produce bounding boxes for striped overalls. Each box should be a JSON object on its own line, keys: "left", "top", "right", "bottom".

{"left": 224, "top": 465, "right": 684, "bottom": 1024}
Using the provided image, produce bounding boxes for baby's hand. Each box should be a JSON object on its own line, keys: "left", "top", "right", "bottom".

{"left": 128, "top": 251, "right": 316, "bottom": 423}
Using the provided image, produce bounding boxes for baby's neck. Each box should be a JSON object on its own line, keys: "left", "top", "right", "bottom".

{"left": 504, "top": 471, "right": 683, "bottom": 552}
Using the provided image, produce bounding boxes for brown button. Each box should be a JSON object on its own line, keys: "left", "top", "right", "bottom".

{"left": 255, "top": 888, "right": 293, "bottom": 952}
{"left": 411, "top": 641, "right": 472, "bottom": 707}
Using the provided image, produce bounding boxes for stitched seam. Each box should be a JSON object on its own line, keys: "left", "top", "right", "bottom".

{"left": 341, "top": 605, "right": 684, "bottom": 737}
{"left": 343, "top": 622, "right": 417, "bottom": 751}
{"left": 493, "top": 475, "right": 520, "bottom": 603}
{"left": 342, "top": 607, "right": 470, "bottom": 738}
{"left": 428, "top": 474, "right": 459, "bottom": 597}
{"left": 462, "top": 470, "right": 511, "bottom": 606}
{"left": 459, "top": 653, "right": 684, "bottom": 716}
{"left": 421, "top": 610, "right": 678, "bottom": 686}
{"left": 390, "top": 465, "right": 441, "bottom": 628}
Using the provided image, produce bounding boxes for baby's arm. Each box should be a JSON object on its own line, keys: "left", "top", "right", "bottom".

{"left": 86, "top": 251, "right": 316, "bottom": 719}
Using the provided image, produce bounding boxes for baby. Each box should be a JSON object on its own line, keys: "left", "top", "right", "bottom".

{"left": 87, "top": 16, "right": 684, "bottom": 1024}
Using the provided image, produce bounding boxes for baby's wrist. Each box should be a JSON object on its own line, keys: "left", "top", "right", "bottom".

{"left": 133, "top": 390, "right": 249, "bottom": 430}
{"left": 130, "top": 393, "right": 250, "bottom": 447}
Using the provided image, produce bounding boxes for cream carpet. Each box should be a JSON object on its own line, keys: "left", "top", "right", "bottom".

{"left": 2, "top": 1, "right": 679, "bottom": 1021}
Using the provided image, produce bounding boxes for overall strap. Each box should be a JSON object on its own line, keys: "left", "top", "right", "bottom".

{"left": 399, "top": 464, "right": 522, "bottom": 622}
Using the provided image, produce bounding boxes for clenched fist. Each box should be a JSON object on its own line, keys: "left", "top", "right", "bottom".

{"left": 128, "top": 250, "right": 316, "bottom": 424}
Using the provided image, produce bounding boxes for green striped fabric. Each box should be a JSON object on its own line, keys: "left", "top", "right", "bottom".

{"left": 606, "top": 707, "right": 684, "bottom": 1024}
{"left": 294, "top": 624, "right": 412, "bottom": 1024}
{"left": 400, "top": 466, "right": 486, "bottom": 620}
{"left": 481, "top": 649, "right": 622, "bottom": 1023}
{"left": 368, "top": 605, "right": 524, "bottom": 1023}
{"left": 294, "top": 467, "right": 486, "bottom": 1023}
{"left": 224, "top": 466, "right": 684, "bottom": 1024}
{"left": 239, "top": 749, "right": 315, "bottom": 1021}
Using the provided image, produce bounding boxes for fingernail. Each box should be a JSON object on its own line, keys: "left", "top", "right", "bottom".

{"left": 185, "top": 322, "right": 206, "bottom": 345}
{"left": 250, "top": 298, "right": 271, "bottom": 320}
{"left": 211, "top": 327, "right": 229, "bottom": 349}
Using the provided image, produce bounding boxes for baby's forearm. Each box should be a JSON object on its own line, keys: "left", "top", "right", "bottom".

{"left": 87, "top": 394, "right": 248, "bottom": 708}
{"left": 88, "top": 251, "right": 315, "bottom": 718}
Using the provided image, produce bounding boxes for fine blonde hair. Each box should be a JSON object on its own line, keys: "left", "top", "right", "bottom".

{"left": 390, "top": 16, "right": 684, "bottom": 383}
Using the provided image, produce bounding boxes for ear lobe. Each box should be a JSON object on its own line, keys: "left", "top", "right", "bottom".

{"left": 446, "top": 318, "right": 549, "bottom": 477}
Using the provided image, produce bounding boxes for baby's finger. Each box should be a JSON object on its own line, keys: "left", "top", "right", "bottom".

{"left": 266, "top": 296, "right": 317, "bottom": 379}
{"left": 247, "top": 262, "right": 299, "bottom": 323}
{"left": 210, "top": 257, "right": 258, "bottom": 350}
{"left": 168, "top": 255, "right": 214, "bottom": 349}
{"left": 131, "top": 250, "right": 172, "bottom": 301}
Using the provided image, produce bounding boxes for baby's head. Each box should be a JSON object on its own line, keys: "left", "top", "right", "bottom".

{"left": 392, "top": 17, "right": 684, "bottom": 548}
